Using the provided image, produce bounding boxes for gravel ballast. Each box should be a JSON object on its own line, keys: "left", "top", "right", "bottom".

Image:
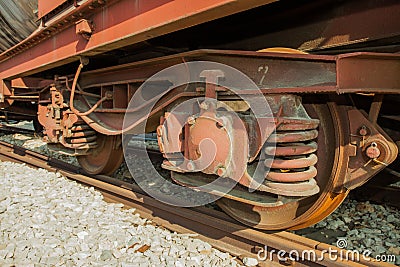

{"left": 0, "top": 161, "right": 243, "bottom": 266}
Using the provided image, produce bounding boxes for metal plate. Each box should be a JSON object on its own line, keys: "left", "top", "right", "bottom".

{"left": 38, "top": 0, "right": 68, "bottom": 19}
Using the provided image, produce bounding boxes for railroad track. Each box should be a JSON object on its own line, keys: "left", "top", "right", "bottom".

{"left": 0, "top": 140, "right": 395, "bottom": 267}
{"left": 0, "top": 123, "right": 36, "bottom": 135}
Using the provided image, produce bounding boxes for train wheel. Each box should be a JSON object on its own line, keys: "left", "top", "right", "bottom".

{"left": 77, "top": 135, "right": 124, "bottom": 175}
{"left": 216, "top": 102, "right": 349, "bottom": 230}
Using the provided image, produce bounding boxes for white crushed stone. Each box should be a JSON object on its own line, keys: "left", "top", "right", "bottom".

{"left": 0, "top": 161, "right": 242, "bottom": 266}
{"left": 242, "top": 257, "right": 258, "bottom": 266}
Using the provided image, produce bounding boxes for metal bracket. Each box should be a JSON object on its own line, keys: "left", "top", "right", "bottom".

{"left": 199, "top": 70, "right": 225, "bottom": 98}
{"left": 368, "top": 94, "right": 384, "bottom": 125}
{"left": 345, "top": 109, "right": 398, "bottom": 190}
{"left": 76, "top": 19, "right": 93, "bottom": 39}
{"left": 0, "top": 80, "right": 13, "bottom": 107}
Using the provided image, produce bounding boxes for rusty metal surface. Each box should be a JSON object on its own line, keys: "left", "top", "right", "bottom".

{"left": 80, "top": 50, "right": 338, "bottom": 89}
{"left": 0, "top": 140, "right": 392, "bottom": 266}
{"left": 70, "top": 50, "right": 399, "bottom": 136}
{"left": 0, "top": 0, "right": 277, "bottom": 80}
{"left": 336, "top": 53, "right": 400, "bottom": 93}
{"left": 1, "top": 0, "right": 399, "bottom": 81}
{"left": 78, "top": 50, "right": 399, "bottom": 94}
{"left": 345, "top": 109, "right": 398, "bottom": 190}
{"left": 159, "top": 94, "right": 352, "bottom": 231}
{"left": 2, "top": 49, "right": 397, "bottom": 135}
{"left": 213, "top": 102, "right": 352, "bottom": 230}
{"left": 214, "top": 0, "right": 400, "bottom": 53}
{"left": 38, "top": 0, "right": 68, "bottom": 19}
{"left": 0, "top": 0, "right": 38, "bottom": 53}
{"left": 297, "top": 0, "right": 400, "bottom": 51}
{"left": 158, "top": 91, "right": 321, "bottom": 199}
{"left": 27, "top": 49, "right": 400, "bottom": 150}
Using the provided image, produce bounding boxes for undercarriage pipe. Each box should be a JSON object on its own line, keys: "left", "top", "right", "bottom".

{"left": 70, "top": 61, "right": 108, "bottom": 117}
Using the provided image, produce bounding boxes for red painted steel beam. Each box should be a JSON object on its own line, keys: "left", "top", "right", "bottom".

{"left": 0, "top": 0, "right": 277, "bottom": 80}
{"left": 38, "top": 0, "right": 68, "bottom": 19}
{"left": 79, "top": 50, "right": 400, "bottom": 94}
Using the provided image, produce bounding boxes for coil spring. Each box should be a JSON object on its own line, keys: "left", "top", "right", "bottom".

{"left": 64, "top": 122, "right": 97, "bottom": 149}
{"left": 264, "top": 128, "right": 318, "bottom": 183}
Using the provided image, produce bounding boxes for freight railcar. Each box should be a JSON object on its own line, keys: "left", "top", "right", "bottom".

{"left": 0, "top": 0, "right": 399, "bottom": 230}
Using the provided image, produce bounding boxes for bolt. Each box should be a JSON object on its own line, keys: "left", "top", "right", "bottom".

{"left": 187, "top": 116, "right": 196, "bottom": 125}
{"left": 80, "top": 56, "right": 89, "bottom": 66}
{"left": 216, "top": 121, "right": 224, "bottom": 129}
{"left": 359, "top": 126, "right": 368, "bottom": 136}
{"left": 216, "top": 166, "right": 226, "bottom": 176}
{"left": 199, "top": 102, "right": 209, "bottom": 110}
{"left": 105, "top": 91, "right": 113, "bottom": 99}
{"left": 366, "top": 142, "right": 380, "bottom": 159}
{"left": 187, "top": 161, "right": 195, "bottom": 171}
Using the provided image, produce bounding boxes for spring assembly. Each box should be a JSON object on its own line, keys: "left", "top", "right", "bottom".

{"left": 64, "top": 122, "right": 98, "bottom": 149}
{"left": 264, "top": 127, "right": 318, "bottom": 184}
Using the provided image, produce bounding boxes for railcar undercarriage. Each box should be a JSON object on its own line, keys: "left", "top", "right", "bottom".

{"left": 28, "top": 49, "right": 400, "bottom": 229}
{"left": 0, "top": 0, "right": 399, "bottom": 230}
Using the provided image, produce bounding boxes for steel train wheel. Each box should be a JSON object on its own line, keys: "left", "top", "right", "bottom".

{"left": 77, "top": 135, "right": 124, "bottom": 175}
{"left": 216, "top": 102, "right": 349, "bottom": 230}
{"left": 216, "top": 48, "right": 349, "bottom": 230}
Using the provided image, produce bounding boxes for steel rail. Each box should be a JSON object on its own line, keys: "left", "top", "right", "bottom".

{"left": 0, "top": 140, "right": 395, "bottom": 267}
{"left": 0, "top": 123, "right": 36, "bottom": 135}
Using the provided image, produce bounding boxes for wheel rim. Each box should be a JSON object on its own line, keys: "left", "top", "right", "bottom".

{"left": 216, "top": 102, "right": 349, "bottom": 230}
{"left": 77, "top": 135, "right": 124, "bottom": 175}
